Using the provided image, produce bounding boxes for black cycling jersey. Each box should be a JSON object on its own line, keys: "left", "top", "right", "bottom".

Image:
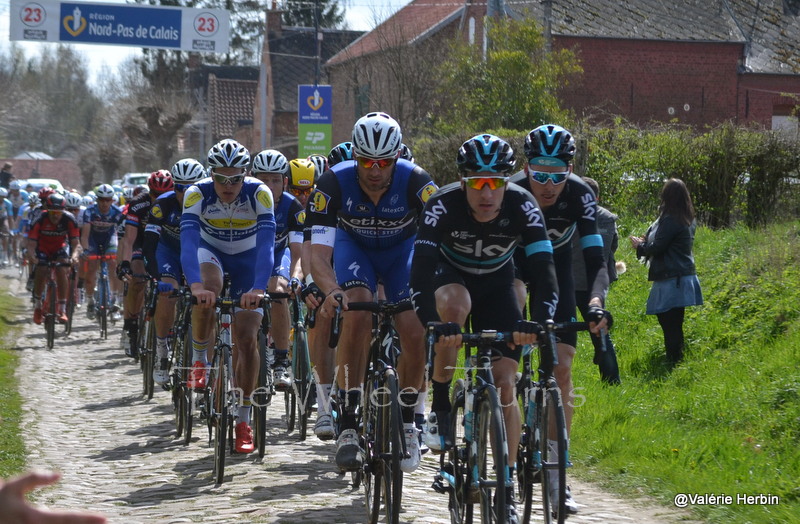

{"left": 509, "top": 171, "right": 609, "bottom": 304}
{"left": 410, "top": 181, "right": 558, "bottom": 326}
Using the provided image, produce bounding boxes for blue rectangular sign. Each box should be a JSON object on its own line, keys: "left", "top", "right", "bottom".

{"left": 298, "top": 85, "right": 332, "bottom": 124}
{"left": 60, "top": 3, "right": 181, "bottom": 48}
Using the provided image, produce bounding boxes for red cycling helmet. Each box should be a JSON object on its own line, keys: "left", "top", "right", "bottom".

{"left": 45, "top": 193, "right": 66, "bottom": 210}
{"left": 148, "top": 169, "right": 174, "bottom": 194}
{"left": 38, "top": 186, "right": 56, "bottom": 201}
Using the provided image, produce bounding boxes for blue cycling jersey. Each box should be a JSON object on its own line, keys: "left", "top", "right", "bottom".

{"left": 82, "top": 204, "right": 124, "bottom": 247}
{"left": 273, "top": 191, "right": 305, "bottom": 254}
{"left": 180, "top": 177, "right": 276, "bottom": 290}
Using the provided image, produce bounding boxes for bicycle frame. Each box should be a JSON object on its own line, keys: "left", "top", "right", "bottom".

{"left": 86, "top": 253, "right": 116, "bottom": 339}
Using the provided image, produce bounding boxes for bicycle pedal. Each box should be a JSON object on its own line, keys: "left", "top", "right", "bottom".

{"left": 431, "top": 473, "right": 452, "bottom": 494}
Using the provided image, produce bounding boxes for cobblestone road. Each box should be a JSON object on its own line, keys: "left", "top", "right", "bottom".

{"left": 5, "top": 267, "right": 694, "bottom": 523}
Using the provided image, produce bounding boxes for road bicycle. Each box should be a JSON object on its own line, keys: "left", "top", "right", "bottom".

{"left": 204, "top": 275, "right": 239, "bottom": 485}
{"left": 64, "top": 264, "right": 78, "bottom": 336}
{"left": 137, "top": 279, "right": 158, "bottom": 400}
{"left": 285, "top": 284, "right": 315, "bottom": 441}
{"left": 169, "top": 285, "right": 194, "bottom": 444}
{"left": 86, "top": 253, "right": 116, "bottom": 340}
{"left": 254, "top": 293, "right": 279, "bottom": 458}
{"left": 516, "top": 320, "right": 592, "bottom": 524}
{"left": 430, "top": 327, "right": 512, "bottom": 524}
{"left": 331, "top": 299, "right": 410, "bottom": 524}
{"left": 39, "top": 260, "right": 71, "bottom": 350}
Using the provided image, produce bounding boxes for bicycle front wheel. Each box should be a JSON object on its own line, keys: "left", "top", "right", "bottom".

{"left": 212, "top": 353, "right": 229, "bottom": 485}
{"left": 475, "top": 386, "right": 508, "bottom": 523}
{"left": 45, "top": 281, "right": 56, "bottom": 350}
{"left": 253, "top": 341, "right": 269, "bottom": 458}
{"left": 141, "top": 318, "right": 156, "bottom": 400}
{"left": 293, "top": 327, "right": 312, "bottom": 441}
{"left": 446, "top": 379, "right": 469, "bottom": 524}
{"left": 540, "top": 385, "right": 568, "bottom": 524}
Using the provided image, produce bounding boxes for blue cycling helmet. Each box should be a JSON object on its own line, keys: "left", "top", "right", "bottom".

{"left": 456, "top": 134, "right": 516, "bottom": 174}
{"left": 524, "top": 124, "right": 576, "bottom": 165}
{"left": 328, "top": 141, "right": 354, "bottom": 166}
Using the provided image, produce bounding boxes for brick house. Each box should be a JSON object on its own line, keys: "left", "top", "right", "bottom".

{"left": 324, "top": 0, "right": 800, "bottom": 139}
{"left": 0, "top": 153, "right": 83, "bottom": 191}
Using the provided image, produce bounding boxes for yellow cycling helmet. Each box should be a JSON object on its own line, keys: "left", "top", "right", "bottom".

{"left": 288, "top": 158, "right": 316, "bottom": 189}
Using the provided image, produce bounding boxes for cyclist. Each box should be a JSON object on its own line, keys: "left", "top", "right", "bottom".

{"left": 181, "top": 139, "right": 276, "bottom": 455}
{"left": 81, "top": 184, "right": 124, "bottom": 321}
{"left": 509, "top": 123, "right": 611, "bottom": 513}
{"left": 409, "top": 134, "right": 558, "bottom": 523}
{"left": 7, "top": 181, "right": 29, "bottom": 260}
{"left": 27, "top": 193, "right": 81, "bottom": 324}
{"left": 117, "top": 171, "right": 174, "bottom": 358}
{"left": 0, "top": 188, "right": 12, "bottom": 266}
{"left": 398, "top": 143, "right": 415, "bottom": 163}
{"left": 308, "top": 112, "right": 437, "bottom": 473}
{"left": 250, "top": 150, "right": 305, "bottom": 390}
{"left": 296, "top": 153, "right": 338, "bottom": 440}
{"left": 143, "top": 158, "right": 207, "bottom": 385}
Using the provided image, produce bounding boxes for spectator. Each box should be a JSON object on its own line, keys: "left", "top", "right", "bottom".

{"left": 571, "top": 176, "right": 621, "bottom": 384}
{"left": 0, "top": 162, "right": 14, "bottom": 189}
{"left": 0, "top": 470, "right": 106, "bottom": 523}
{"left": 630, "top": 178, "right": 703, "bottom": 366}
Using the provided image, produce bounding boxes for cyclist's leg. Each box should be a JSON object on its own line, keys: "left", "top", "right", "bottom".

{"left": 309, "top": 313, "right": 336, "bottom": 437}
{"left": 267, "top": 252, "right": 291, "bottom": 389}
{"left": 187, "top": 250, "right": 222, "bottom": 387}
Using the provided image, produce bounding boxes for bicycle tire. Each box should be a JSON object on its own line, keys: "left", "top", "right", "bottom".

{"left": 142, "top": 318, "right": 156, "bottom": 400}
{"left": 446, "top": 379, "right": 469, "bottom": 524}
{"left": 212, "top": 351, "right": 228, "bottom": 485}
{"left": 517, "top": 377, "right": 537, "bottom": 523}
{"left": 475, "top": 387, "right": 508, "bottom": 524}
{"left": 363, "top": 373, "right": 383, "bottom": 523}
{"left": 181, "top": 326, "right": 195, "bottom": 444}
{"left": 98, "top": 278, "right": 109, "bottom": 340}
{"left": 64, "top": 272, "right": 76, "bottom": 335}
{"left": 45, "top": 280, "right": 56, "bottom": 350}
{"left": 383, "top": 370, "right": 404, "bottom": 524}
{"left": 540, "top": 385, "right": 567, "bottom": 524}
{"left": 173, "top": 332, "right": 185, "bottom": 438}
{"left": 293, "top": 327, "right": 311, "bottom": 441}
{"left": 285, "top": 390, "right": 296, "bottom": 433}
{"left": 254, "top": 342, "right": 268, "bottom": 458}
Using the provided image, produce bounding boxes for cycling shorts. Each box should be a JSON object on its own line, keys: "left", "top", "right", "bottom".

{"left": 518, "top": 248, "right": 577, "bottom": 347}
{"left": 271, "top": 247, "right": 291, "bottom": 281}
{"left": 156, "top": 244, "right": 182, "bottom": 282}
{"left": 333, "top": 230, "right": 414, "bottom": 303}
{"left": 85, "top": 240, "right": 118, "bottom": 257}
{"left": 433, "top": 260, "right": 524, "bottom": 361}
{"left": 198, "top": 240, "right": 263, "bottom": 312}
{"left": 36, "top": 246, "right": 70, "bottom": 263}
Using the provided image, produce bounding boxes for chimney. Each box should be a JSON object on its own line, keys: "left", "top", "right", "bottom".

{"left": 268, "top": 0, "right": 282, "bottom": 38}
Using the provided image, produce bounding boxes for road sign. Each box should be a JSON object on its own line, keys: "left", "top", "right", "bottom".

{"left": 298, "top": 85, "right": 332, "bottom": 157}
{"left": 9, "top": 0, "right": 230, "bottom": 53}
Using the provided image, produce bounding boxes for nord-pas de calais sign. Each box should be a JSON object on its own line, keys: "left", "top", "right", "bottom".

{"left": 9, "top": 0, "right": 230, "bottom": 53}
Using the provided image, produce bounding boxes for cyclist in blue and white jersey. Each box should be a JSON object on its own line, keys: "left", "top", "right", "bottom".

{"left": 81, "top": 184, "right": 124, "bottom": 320}
{"left": 0, "top": 188, "right": 14, "bottom": 265}
{"left": 181, "top": 139, "right": 276, "bottom": 455}
{"left": 509, "top": 124, "right": 611, "bottom": 514}
{"left": 8, "top": 180, "right": 29, "bottom": 258}
{"left": 250, "top": 150, "right": 305, "bottom": 391}
{"left": 307, "top": 112, "right": 438, "bottom": 473}
{"left": 143, "top": 158, "right": 206, "bottom": 385}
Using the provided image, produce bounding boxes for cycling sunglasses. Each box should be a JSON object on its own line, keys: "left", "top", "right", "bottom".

{"left": 211, "top": 171, "right": 246, "bottom": 185}
{"left": 463, "top": 176, "right": 509, "bottom": 191}
{"left": 528, "top": 169, "right": 569, "bottom": 185}
{"left": 173, "top": 183, "right": 192, "bottom": 192}
{"left": 357, "top": 157, "right": 395, "bottom": 169}
{"left": 288, "top": 186, "right": 313, "bottom": 197}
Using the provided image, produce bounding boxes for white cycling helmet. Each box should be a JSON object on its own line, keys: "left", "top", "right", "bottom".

{"left": 65, "top": 192, "right": 83, "bottom": 209}
{"left": 252, "top": 149, "right": 289, "bottom": 175}
{"left": 351, "top": 112, "right": 403, "bottom": 159}
{"left": 95, "top": 184, "right": 115, "bottom": 199}
{"left": 82, "top": 195, "right": 94, "bottom": 206}
{"left": 9, "top": 180, "right": 20, "bottom": 191}
{"left": 0, "top": 188, "right": 7, "bottom": 198}
{"left": 171, "top": 158, "right": 207, "bottom": 184}
{"left": 207, "top": 139, "right": 250, "bottom": 169}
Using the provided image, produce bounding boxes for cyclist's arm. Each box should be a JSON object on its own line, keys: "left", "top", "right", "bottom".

{"left": 80, "top": 222, "right": 91, "bottom": 253}
{"left": 142, "top": 229, "right": 160, "bottom": 279}
{"left": 179, "top": 192, "right": 202, "bottom": 289}
{"left": 251, "top": 186, "right": 276, "bottom": 291}
{"left": 575, "top": 190, "right": 609, "bottom": 307}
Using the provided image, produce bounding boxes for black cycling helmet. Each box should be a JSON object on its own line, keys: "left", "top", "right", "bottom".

{"left": 456, "top": 134, "right": 516, "bottom": 174}
{"left": 328, "top": 141, "right": 354, "bottom": 166}
{"left": 46, "top": 193, "right": 67, "bottom": 210}
{"left": 524, "top": 124, "right": 576, "bottom": 164}
{"left": 398, "top": 143, "right": 415, "bottom": 162}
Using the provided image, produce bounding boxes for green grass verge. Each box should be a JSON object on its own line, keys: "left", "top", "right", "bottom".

{"left": 569, "top": 220, "right": 800, "bottom": 523}
{"left": 0, "top": 287, "right": 25, "bottom": 478}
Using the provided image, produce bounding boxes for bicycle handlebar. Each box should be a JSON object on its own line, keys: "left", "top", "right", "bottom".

{"left": 85, "top": 254, "right": 116, "bottom": 261}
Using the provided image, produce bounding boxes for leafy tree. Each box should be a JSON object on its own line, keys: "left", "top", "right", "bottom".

{"left": 282, "top": 0, "right": 345, "bottom": 28}
{"left": 435, "top": 16, "right": 581, "bottom": 133}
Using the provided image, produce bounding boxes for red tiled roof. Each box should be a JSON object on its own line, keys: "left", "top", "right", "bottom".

{"left": 327, "top": 0, "right": 465, "bottom": 66}
{"left": 208, "top": 75, "right": 258, "bottom": 140}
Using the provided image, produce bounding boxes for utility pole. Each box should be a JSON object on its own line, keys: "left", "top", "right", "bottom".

{"left": 314, "top": 0, "right": 321, "bottom": 86}
{"left": 543, "top": 0, "right": 553, "bottom": 53}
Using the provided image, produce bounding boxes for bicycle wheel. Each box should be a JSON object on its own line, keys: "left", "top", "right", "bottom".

{"left": 382, "top": 370, "right": 404, "bottom": 524}
{"left": 285, "top": 390, "right": 296, "bottom": 433}
{"left": 363, "top": 374, "right": 383, "bottom": 523}
{"left": 446, "top": 379, "right": 469, "bottom": 524}
{"left": 293, "top": 327, "right": 311, "bottom": 441}
{"left": 475, "top": 387, "right": 508, "bottom": 523}
{"left": 98, "top": 279, "right": 108, "bottom": 339}
{"left": 64, "top": 272, "right": 76, "bottom": 335}
{"left": 212, "top": 351, "right": 228, "bottom": 485}
{"left": 172, "top": 331, "right": 185, "bottom": 438}
{"left": 141, "top": 318, "right": 156, "bottom": 400}
{"left": 45, "top": 281, "right": 56, "bottom": 350}
{"left": 518, "top": 380, "right": 538, "bottom": 523}
{"left": 253, "top": 342, "right": 268, "bottom": 458}
{"left": 540, "top": 385, "right": 567, "bottom": 524}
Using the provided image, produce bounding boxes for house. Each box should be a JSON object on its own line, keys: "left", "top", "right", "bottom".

{"left": 0, "top": 152, "right": 83, "bottom": 191}
{"left": 324, "top": 0, "right": 800, "bottom": 138}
